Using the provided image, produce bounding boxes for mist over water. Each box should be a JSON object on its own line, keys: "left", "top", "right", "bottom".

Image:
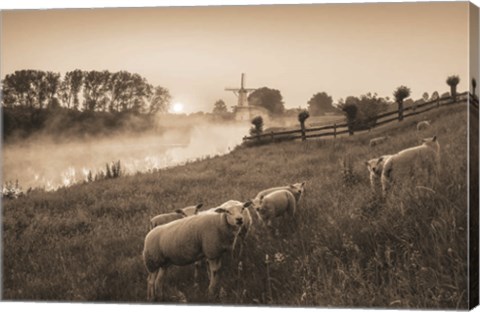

{"left": 2, "top": 121, "right": 250, "bottom": 191}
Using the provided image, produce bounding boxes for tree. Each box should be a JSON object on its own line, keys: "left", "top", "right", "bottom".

{"left": 431, "top": 91, "right": 440, "bottom": 101}
{"left": 1, "top": 70, "right": 34, "bottom": 107}
{"left": 422, "top": 92, "right": 429, "bottom": 101}
{"left": 298, "top": 110, "right": 310, "bottom": 141}
{"left": 82, "top": 70, "right": 111, "bottom": 111}
{"left": 59, "top": 70, "right": 83, "bottom": 109}
{"left": 393, "top": 85, "right": 411, "bottom": 121}
{"left": 250, "top": 115, "right": 264, "bottom": 138}
{"left": 248, "top": 87, "right": 284, "bottom": 115}
{"left": 149, "top": 86, "right": 171, "bottom": 114}
{"left": 340, "top": 103, "right": 358, "bottom": 135}
{"left": 307, "top": 92, "right": 334, "bottom": 116}
{"left": 44, "top": 72, "right": 61, "bottom": 109}
{"left": 338, "top": 93, "right": 388, "bottom": 133}
{"left": 446, "top": 75, "right": 460, "bottom": 102}
{"left": 212, "top": 99, "right": 228, "bottom": 115}
{"left": 1, "top": 70, "right": 49, "bottom": 109}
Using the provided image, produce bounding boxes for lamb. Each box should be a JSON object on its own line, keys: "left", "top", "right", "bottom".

{"left": 366, "top": 155, "right": 391, "bottom": 192}
{"left": 416, "top": 120, "right": 431, "bottom": 131}
{"left": 255, "top": 189, "right": 297, "bottom": 226}
{"left": 369, "top": 136, "right": 389, "bottom": 147}
{"left": 381, "top": 136, "right": 440, "bottom": 195}
{"left": 142, "top": 200, "right": 252, "bottom": 301}
{"left": 149, "top": 203, "right": 203, "bottom": 230}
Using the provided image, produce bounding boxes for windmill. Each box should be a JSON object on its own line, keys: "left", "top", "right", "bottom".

{"left": 225, "top": 73, "right": 256, "bottom": 108}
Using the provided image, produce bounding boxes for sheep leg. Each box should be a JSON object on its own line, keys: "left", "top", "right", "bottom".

{"left": 147, "top": 271, "right": 157, "bottom": 302}
{"left": 194, "top": 260, "right": 201, "bottom": 289}
{"left": 206, "top": 258, "right": 222, "bottom": 299}
{"left": 154, "top": 267, "right": 166, "bottom": 301}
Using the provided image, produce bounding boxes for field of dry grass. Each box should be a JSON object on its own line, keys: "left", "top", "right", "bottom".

{"left": 1, "top": 103, "right": 473, "bottom": 308}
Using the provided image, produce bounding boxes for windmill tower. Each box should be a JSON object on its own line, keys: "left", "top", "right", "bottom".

{"left": 225, "top": 73, "right": 268, "bottom": 121}
{"left": 225, "top": 73, "right": 256, "bottom": 108}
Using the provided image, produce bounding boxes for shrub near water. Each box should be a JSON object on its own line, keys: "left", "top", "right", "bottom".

{"left": 2, "top": 104, "right": 469, "bottom": 308}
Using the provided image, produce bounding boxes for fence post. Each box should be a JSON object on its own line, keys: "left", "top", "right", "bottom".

{"left": 437, "top": 98, "right": 440, "bottom": 109}
{"left": 270, "top": 131, "right": 274, "bottom": 142}
{"left": 333, "top": 123, "right": 337, "bottom": 139}
{"left": 398, "top": 102, "right": 404, "bottom": 121}
{"left": 301, "top": 125, "right": 306, "bottom": 141}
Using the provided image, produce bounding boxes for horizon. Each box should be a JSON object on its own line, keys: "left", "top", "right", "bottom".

{"left": 1, "top": 2, "right": 472, "bottom": 113}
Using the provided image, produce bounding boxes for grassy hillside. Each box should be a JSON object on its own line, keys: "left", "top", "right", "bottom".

{"left": 2, "top": 103, "right": 471, "bottom": 308}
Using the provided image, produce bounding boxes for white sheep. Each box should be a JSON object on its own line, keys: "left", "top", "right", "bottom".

{"left": 416, "top": 120, "right": 431, "bottom": 131}
{"left": 192, "top": 200, "right": 253, "bottom": 286}
{"left": 255, "top": 189, "right": 297, "bottom": 227}
{"left": 369, "top": 136, "right": 389, "bottom": 147}
{"left": 149, "top": 203, "right": 203, "bottom": 230}
{"left": 366, "top": 155, "right": 391, "bottom": 193}
{"left": 381, "top": 136, "right": 440, "bottom": 195}
{"left": 251, "top": 182, "right": 305, "bottom": 217}
{"left": 142, "top": 200, "right": 252, "bottom": 301}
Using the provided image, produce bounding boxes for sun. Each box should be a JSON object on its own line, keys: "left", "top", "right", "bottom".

{"left": 172, "top": 102, "right": 184, "bottom": 114}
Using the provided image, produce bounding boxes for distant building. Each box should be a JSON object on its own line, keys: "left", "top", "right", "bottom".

{"left": 226, "top": 73, "right": 270, "bottom": 123}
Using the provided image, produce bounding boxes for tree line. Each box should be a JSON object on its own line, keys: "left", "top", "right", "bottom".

{"left": 2, "top": 69, "right": 171, "bottom": 114}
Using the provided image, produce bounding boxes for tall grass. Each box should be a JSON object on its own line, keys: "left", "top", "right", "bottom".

{"left": 2, "top": 104, "right": 470, "bottom": 308}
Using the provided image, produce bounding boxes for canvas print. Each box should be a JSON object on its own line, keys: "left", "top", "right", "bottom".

{"left": 1, "top": 1, "right": 479, "bottom": 309}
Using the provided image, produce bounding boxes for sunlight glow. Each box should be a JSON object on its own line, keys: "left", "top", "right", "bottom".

{"left": 172, "top": 102, "right": 184, "bottom": 113}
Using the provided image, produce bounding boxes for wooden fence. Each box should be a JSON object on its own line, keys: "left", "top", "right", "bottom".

{"left": 243, "top": 91, "right": 475, "bottom": 144}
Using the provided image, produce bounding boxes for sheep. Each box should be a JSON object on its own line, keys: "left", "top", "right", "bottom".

{"left": 369, "top": 136, "right": 389, "bottom": 147}
{"left": 417, "top": 120, "right": 431, "bottom": 131}
{"left": 251, "top": 182, "right": 306, "bottom": 217}
{"left": 381, "top": 136, "right": 440, "bottom": 195}
{"left": 217, "top": 200, "right": 253, "bottom": 240}
{"left": 143, "top": 200, "right": 252, "bottom": 301}
{"left": 366, "top": 155, "right": 391, "bottom": 193}
{"left": 255, "top": 181, "right": 305, "bottom": 203}
{"left": 149, "top": 203, "right": 203, "bottom": 230}
{"left": 193, "top": 200, "right": 253, "bottom": 286}
{"left": 255, "top": 189, "right": 297, "bottom": 228}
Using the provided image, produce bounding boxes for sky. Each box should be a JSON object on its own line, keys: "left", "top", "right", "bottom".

{"left": 0, "top": 1, "right": 475, "bottom": 113}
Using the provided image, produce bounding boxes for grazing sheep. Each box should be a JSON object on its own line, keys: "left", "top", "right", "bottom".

{"left": 255, "top": 189, "right": 297, "bottom": 226}
{"left": 366, "top": 155, "right": 391, "bottom": 192}
{"left": 149, "top": 203, "right": 203, "bottom": 230}
{"left": 381, "top": 136, "right": 440, "bottom": 195}
{"left": 369, "top": 136, "right": 389, "bottom": 147}
{"left": 417, "top": 120, "right": 431, "bottom": 131}
{"left": 143, "top": 200, "right": 252, "bottom": 301}
{"left": 251, "top": 182, "right": 306, "bottom": 216}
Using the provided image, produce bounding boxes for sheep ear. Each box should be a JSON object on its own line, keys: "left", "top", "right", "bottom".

{"left": 301, "top": 181, "right": 306, "bottom": 186}
{"left": 432, "top": 135, "right": 437, "bottom": 142}
{"left": 378, "top": 156, "right": 384, "bottom": 163}
{"left": 175, "top": 209, "right": 186, "bottom": 216}
{"left": 196, "top": 203, "right": 203, "bottom": 209}
{"left": 214, "top": 207, "right": 227, "bottom": 214}
{"left": 260, "top": 195, "right": 265, "bottom": 200}
{"left": 243, "top": 200, "right": 252, "bottom": 208}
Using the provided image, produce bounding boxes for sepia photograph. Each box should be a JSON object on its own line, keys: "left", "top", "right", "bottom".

{"left": 1, "top": 0, "right": 479, "bottom": 310}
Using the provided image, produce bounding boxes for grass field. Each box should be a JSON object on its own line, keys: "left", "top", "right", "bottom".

{"left": 1, "top": 102, "right": 472, "bottom": 308}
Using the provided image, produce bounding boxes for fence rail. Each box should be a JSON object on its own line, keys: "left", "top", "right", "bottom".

{"left": 243, "top": 91, "right": 474, "bottom": 144}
